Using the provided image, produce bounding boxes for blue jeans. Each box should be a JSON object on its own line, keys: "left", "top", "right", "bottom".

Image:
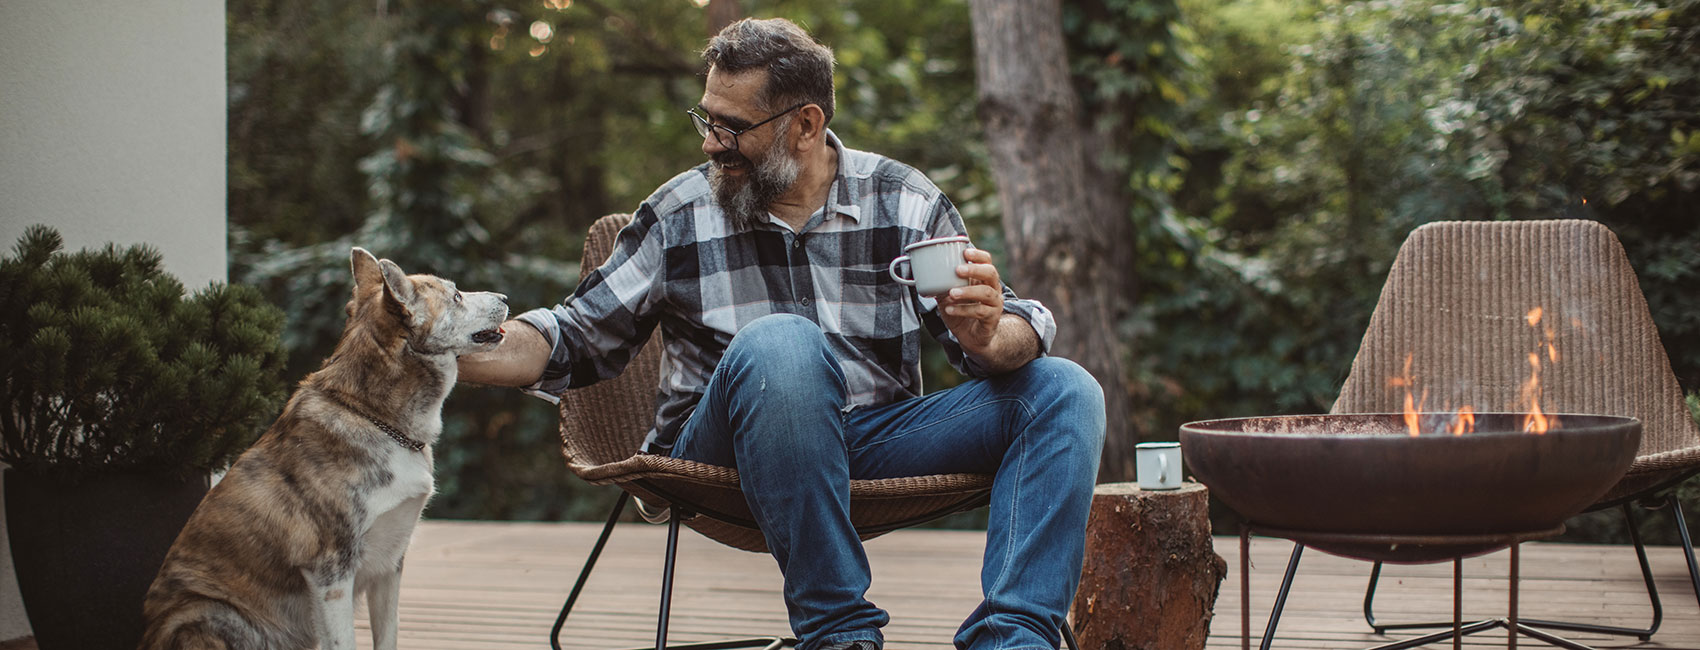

{"left": 671, "top": 314, "right": 1107, "bottom": 650}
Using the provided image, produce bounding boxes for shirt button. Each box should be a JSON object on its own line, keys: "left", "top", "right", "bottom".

{"left": 793, "top": 238, "right": 803, "bottom": 249}
{"left": 801, "top": 297, "right": 812, "bottom": 306}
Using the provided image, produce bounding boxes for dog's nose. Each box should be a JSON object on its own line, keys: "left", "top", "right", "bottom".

{"left": 495, "top": 293, "right": 509, "bottom": 305}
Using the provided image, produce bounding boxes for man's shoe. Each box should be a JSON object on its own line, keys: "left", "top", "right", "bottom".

{"left": 821, "top": 642, "right": 877, "bottom": 650}
{"left": 633, "top": 496, "right": 670, "bottom": 524}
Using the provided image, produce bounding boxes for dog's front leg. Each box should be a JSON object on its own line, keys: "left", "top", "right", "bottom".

{"left": 310, "top": 569, "right": 360, "bottom": 650}
{"left": 367, "top": 559, "right": 403, "bottom": 650}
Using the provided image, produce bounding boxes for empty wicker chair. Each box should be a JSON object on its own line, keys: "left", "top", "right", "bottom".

{"left": 548, "top": 214, "right": 1072, "bottom": 650}
{"left": 1328, "top": 219, "right": 1700, "bottom": 641}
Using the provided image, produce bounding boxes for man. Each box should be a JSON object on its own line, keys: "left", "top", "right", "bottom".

{"left": 459, "top": 17, "right": 1105, "bottom": 650}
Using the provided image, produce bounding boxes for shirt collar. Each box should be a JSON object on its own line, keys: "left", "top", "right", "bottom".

{"left": 821, "top": 130, "right": 860, "bottom": 224}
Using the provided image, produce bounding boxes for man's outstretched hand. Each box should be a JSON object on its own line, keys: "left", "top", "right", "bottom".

{"left": 457, "top": 319, "right": 551, "bottom": 387}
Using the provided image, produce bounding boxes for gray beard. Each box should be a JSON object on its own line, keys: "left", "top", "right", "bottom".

{"left": 711, "top": 137, "right": 801, "bottom": 232}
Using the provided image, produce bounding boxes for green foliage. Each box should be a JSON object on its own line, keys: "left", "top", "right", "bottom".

{"left": 1139, "top": 0, "right": 1700, "bottom": 541}
{"left": 1127, "top": 0, "right": 1700, "bottom": 437}
{"left": 229, "top": 0, "right": 1700, "bottom": 538}
{"left": 229, "top": 0, "right": 991, "bottom": 520}
{"left": 0, "top": 226, "right": 289, "bottom": 480}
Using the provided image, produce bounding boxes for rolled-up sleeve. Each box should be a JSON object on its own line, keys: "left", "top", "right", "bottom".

{"left": 917, "top": 194, "right": 1056, "bottom": 378}
{"left": 519, "top": 207, "right": 666, "bottom": 397}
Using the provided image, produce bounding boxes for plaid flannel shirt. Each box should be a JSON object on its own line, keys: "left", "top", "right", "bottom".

{"left": 516, "top": 131, "right": 1056, "bottom": 452}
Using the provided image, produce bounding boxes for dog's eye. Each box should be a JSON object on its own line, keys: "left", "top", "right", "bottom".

{"left": 453, "top": 292, "right": 464, "bottom": 305}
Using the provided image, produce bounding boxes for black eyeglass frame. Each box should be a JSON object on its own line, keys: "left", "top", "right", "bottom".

{"left": 687, "top": 102, "right": 808, "bottom": 151}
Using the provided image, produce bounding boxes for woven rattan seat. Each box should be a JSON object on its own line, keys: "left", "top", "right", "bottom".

{"left": 557, "top": 213, "right": 994, "bottom": 553}
{"left": 1324, "top": 219, "right": 1700, "bottom": 641}
{"left": 550, "top": 214, "right": 1044, "bottom": 650}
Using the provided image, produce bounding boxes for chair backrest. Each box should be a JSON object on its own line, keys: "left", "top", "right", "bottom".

{"left": 553, "top": 214, "right": 993, "bottom": 553}
{"left": 558, "top": 214, "right": 659, "bottom": 472}
{"left": 1332, "top": 220, "right": 1699, "bottom": 475}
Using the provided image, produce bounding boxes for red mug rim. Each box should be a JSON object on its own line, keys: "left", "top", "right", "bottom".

{"left": 902, "top": 235, "right": 971, "bottom": 253}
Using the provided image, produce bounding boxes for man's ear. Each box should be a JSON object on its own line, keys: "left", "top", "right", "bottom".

{"left": 793, "top": 103, "right": 828, "bottom": 151}
{"left": 351, "top": 248, "right": 383, "bottom": 290}
{"left": 377, "top": 259, "right": 415, "bottom": 308}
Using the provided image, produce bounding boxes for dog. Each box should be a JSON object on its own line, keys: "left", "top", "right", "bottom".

{"left": 139, "top": 248, "right": 508, "bottom": 650}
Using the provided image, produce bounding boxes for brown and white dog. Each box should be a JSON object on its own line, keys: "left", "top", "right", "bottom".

{"left": 139, "top": 248, "right": 508, "bottom": 650}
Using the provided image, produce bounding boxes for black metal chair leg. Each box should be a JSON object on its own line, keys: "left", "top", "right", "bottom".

{"left": 1060, "top": 619, "right": 1079, "bottom": 649}
{"left": 1360, "top": 559, "right": 1454, "bottom": 635}
{"left": 552, "top": 494, "right": 796, "bottom": 650}
{"left": 1671, "top": 495, "right": 1700, "bottom": 610}
{"left": 657, "top": 509, "right": 685, "bottom": 649}
{"left": 1523, "top": 502, "right": 1662, "bottom": 640}
{"left": 1363, "top": 561, "right": 1385, "bottom": 633}
{"left": 553, "top": 492, "right": 632, "bottom": 650}
{"left": 1258, "top": 543, "right": 1305, "bottom": 650}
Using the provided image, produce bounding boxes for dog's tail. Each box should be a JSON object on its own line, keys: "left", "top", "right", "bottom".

{"left": 138, "top": 603, "right": 238, "bottom": 650}
{"left": 140, "top": 624, "right": 231, "bottom": 650}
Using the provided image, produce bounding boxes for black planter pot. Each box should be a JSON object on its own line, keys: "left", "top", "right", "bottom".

{"left": 5, "top": 469, "right": 208, "bottom": 650}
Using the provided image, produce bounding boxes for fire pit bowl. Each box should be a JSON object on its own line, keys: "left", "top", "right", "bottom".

{"left": 1181, "top": 413, "right": 1640, "bottom": 562}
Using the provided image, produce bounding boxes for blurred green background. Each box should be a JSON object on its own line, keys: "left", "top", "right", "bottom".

{"left": 227, "top": 0, "right": 1700, "bottom": 541}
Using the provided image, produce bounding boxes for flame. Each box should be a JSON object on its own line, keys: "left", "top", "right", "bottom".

{"left": 1388, "top": 307, "right": 1564, "bottom": 435}
{"left": 1393, "top": 354, "right": 1420, "bottom": 436}
{"left": 1392, "top": 353, "right": 1469, "bottom": 435}
{"left": 1525, "top": 401, "right": 1550, "bottom": 434}
{"left": 1403, "top": 389, "right": 1428, "bottom": 437}
{"left": 1519, "top": 308, "right": 1560, "bottom": 434}
{"left": 1449, "top": 406, "right": 1476, "bottom": 436}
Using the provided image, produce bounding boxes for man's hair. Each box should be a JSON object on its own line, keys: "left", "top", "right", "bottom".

{"left": 702, "top": 18, "right": 836, "bottom": 125}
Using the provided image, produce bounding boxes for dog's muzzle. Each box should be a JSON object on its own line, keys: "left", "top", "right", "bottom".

{"left": 471, "top": 326, "right": 505, "bottom": 344}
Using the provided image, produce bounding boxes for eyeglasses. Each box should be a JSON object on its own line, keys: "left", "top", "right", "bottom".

{"left": 687, "top": 103, "right": 807, "bottom": 151}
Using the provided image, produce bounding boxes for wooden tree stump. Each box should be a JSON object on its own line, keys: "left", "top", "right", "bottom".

{"left": 1071, "top": 482, "right": 1226, "bottom": 650}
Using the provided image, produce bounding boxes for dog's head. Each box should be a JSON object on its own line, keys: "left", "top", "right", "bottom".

{"left": 349, "top": 248, "right": 509, "bottom": 357}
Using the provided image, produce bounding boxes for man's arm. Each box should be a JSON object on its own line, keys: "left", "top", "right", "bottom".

{"left": 964, "top": 313, "right": 1041, "bottom": 374}
{"left": 457, "top": 319, "right": 552, "bottom": 387}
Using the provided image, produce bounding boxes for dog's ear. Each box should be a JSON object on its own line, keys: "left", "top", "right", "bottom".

{"left": 351, "top": 248, "right": 383, "bottom": 291}
{"left": 377, "top": 259, "right": 416, "bottom": 308}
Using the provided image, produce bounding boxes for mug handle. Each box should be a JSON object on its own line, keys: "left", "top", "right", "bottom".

{"left": 1158, "top": 453, "right": 1171, "bottom": 486}
{"left": 888, "top": 255, "right": 915, "bottom": 285}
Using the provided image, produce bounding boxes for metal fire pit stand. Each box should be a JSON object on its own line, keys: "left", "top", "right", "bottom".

{"left": 1239, "top": 526, "right": 1597, "bottom": 650}
{"left": 1362, "top": 499, "right": 1700, "bottom": 642}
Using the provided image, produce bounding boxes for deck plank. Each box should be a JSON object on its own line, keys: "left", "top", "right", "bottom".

{"left": 353, "top": 520, "right": 1700, "bottom": 649}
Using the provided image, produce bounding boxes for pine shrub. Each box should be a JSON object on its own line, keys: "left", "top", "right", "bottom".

{"left": 0, "top": 225, "right": 288, "bottom": 480}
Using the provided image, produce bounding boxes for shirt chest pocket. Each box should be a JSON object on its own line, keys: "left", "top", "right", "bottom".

{"left": 837, "top": 267, "right": 907, "bottom": 314}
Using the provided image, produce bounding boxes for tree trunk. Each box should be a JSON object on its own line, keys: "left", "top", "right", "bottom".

{"left": 707, "top": 0, "right": 741, "bottom": 36}
{"left": 970, "top": 0, "right": 1136, "bottom": 481}
{"left": 1072, "top": 483, "right": 1226, "bottom": 650}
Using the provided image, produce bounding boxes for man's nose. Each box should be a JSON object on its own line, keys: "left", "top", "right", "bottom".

{"left": 701, "top": 132, "right": 731, "bottom": 157}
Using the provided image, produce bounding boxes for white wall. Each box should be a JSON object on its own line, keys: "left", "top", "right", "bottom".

{"left": 0, "top": 0, "right": 227, "bottom": 639}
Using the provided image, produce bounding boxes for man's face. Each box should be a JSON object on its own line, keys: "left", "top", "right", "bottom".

{"left": 699, "top": 67, "right": 802, "bottom": 230}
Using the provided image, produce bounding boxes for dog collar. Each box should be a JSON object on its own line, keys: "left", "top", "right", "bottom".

{"left": 321, "top": 391, "right": 427, "bottom": 453}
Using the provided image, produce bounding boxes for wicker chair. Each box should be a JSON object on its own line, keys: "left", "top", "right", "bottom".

{"left": 548, "top": 214, "right": 1071, "bottom": 650}
{"left": 1324, "top": 219, "right": 1700, "bottom": 641}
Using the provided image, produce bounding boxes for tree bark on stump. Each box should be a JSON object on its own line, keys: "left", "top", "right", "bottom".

{"left": 1072, "top": 482, "right": 1226, "bottom": 650}
{"left": 969, "top": 0, "right": 1137, "bottom": 482}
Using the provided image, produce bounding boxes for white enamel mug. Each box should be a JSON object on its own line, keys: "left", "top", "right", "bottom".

{"left": 888, "top": 236, "right": 972, "bottom": 296}
{"left": 1136, "top": 441, "right": 1183, "bottom": 490}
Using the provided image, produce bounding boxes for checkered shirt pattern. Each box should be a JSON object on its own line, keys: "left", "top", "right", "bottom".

{"left": 516, "top": 131, "right": 1056, "bottom": 452}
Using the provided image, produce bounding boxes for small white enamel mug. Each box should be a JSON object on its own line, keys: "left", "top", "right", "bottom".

{"left": 1136, "top": 441, "right": 1183, "bottom": 490}
{"left": 888, "top": 236, "right": 972, "bottom": 296}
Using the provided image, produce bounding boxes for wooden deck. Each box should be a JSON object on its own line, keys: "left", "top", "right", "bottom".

{"left": 362, "top": 519, "right": 1700, "bottom": 649}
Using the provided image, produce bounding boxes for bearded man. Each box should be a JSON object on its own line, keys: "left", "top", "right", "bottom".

{"left": 460, "top": 17, "right": 1105, "bottom": 650}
